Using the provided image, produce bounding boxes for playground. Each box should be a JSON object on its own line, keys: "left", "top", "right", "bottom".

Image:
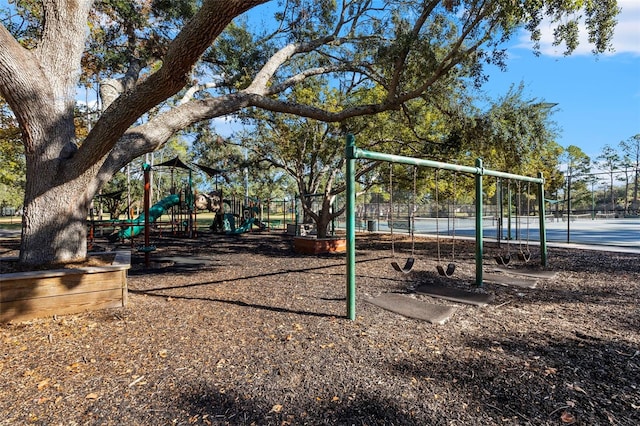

{"left": 1, "top": 229, "right": 639, "bottom": 425}
{"left": 1, "top": 139, "right": 640, "bottom": 424}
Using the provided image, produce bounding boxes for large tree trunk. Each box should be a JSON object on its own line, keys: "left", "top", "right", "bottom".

{"left": 20, "top": 169, "right": 96, "bottom": 265}
{"left": 0, "top": 1, "right": 265, "bottom": 267}
{"left": 0, "top": 1, "right": 95, "bottom": 266}
{"left": 17, "top": 89, "right": 101, "bottom": 265}
{"left": 315, "top": 198, "right": 333, "bottom": 238}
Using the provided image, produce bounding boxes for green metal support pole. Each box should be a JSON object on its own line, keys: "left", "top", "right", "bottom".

{"left": 475, "top": 159, "right": 484, "bottom": 287}
{"left": 537, "top": 172, "right": 548, "bottom": 267}
{"left": 345, "top": 134, "right": 357, "bottom": 320}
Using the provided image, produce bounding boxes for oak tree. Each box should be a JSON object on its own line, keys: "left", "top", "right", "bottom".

{"left": 0, "top": 0, "right": 620, "bottom": 265}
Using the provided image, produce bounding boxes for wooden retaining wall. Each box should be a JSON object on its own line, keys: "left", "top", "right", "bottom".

{"left": 293, "top": 236, "right": 347, "bottom": 254}
{"left": 1, "top": 251, "right": 130, "bottom": 322}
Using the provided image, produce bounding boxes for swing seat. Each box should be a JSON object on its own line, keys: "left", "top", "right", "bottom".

{"left": 391, "top": 257, "right": 415, "bottom": 274}
{"left": 436, "top": 263, "right": 456, "bottom": 277}
{"left": 517, "top": 250, "right": 532, "bottom": 262}
{"left": 494, "top": 254, "right": 511, "bottom": 266}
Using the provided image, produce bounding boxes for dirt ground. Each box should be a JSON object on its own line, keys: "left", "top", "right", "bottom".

{"left": 1, "top": 230, "right": 639, "bottom": 425}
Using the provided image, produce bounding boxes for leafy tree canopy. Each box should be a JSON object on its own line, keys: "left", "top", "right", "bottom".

{"left": 0, "top": 0, "right": 620, "bottom": 265}
{"left": 0, "top": 98, "right": 25, "bottom": 209}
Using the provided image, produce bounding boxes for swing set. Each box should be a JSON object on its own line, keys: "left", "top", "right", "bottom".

{"left": 387, "top": 166, "right": 457, "bottom": 277}
{"left": 345, "top": 134, "right": 548, "bottom": 320}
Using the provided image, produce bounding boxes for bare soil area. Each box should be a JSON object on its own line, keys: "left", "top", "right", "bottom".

{"left": 1, "top": 231, "right": 639, "bottom": 425}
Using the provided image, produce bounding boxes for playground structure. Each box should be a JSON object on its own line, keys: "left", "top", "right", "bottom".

{"left": 344, "top": 135, "right": 548, "bottom": 320}
{"left": 192, "top": 163, "right": 266, "bottom": 234}
{"left": 117, "top": 194, "right": 181, "bottom": 239}
{"left": 212, "top": 197, "right": 267, "bottom": 234}
{"left": 102, "top": 159, "right": 197, "bottom": 250}
{"left": 86, "top": 150, "right": 304, "bottom": 247}
{"left": 98, "top": 159, "right": 277, "bottom": 254}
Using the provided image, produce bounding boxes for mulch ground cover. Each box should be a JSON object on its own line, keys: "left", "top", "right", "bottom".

{"left": 1, "top": 230, "right": 639, "bottom": 425}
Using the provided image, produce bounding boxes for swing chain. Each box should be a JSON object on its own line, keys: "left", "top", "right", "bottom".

{"left": 411, "top": 166, "right": 416, "bottom": 254}
{"left": 389, "top": 165, "right": 395, "bottom": 257}
{"left": 434, "top": 170, "right": 457, "bottom": 277}
{"left": 389, "top": 164, "right": 416, "bottom": 273}
{"left": 451, "top": 172, "right": 456, "bottom": 260}
{"left": 435, "top": 169, "right": 441, "bottom": 263}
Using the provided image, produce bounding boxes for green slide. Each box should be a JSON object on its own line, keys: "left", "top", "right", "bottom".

{"left": 227, "top": 217, "right": 255, "bottom": 234}
{"left": 118, "top": 194, "right": 180, "bottom": 239}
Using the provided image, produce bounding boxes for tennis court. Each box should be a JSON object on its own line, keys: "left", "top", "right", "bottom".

{"left": 360, "top": 215, "right": 640, "bottom": 249}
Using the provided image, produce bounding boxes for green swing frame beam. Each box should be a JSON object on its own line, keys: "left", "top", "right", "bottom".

{"left": 345, "top": 134, "right": 547, "bottom": 320}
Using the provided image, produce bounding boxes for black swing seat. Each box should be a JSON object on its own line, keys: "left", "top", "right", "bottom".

{"left": 391, "top": 257, "right": 415, "bottom": 274}
{"left": 436, "top": 263, "right": 456, "bottom": 277}
{"left": 517, "top": 250, "right": 532, "bottom": 262}
{"left": 494, "top": 254, "right": 511, "bottom": 266}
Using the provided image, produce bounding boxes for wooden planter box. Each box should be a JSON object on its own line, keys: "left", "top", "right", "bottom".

{"left": 1, "top": 251, "right": 130, "bottom": 322}
{"left": 293, "top": 236, "right": 346, "bottom": 255}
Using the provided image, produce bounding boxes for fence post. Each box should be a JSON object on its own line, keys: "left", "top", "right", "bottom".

{"left": 538, "top": 172, "right": 548, "bottom": 267}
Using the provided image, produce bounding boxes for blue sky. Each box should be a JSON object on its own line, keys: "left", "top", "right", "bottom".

{"left": 481, "top": 0, "right": 640, "bottom": 159}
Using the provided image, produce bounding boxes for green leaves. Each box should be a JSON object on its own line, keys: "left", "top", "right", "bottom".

{"left": 0, "top": 100, "right": 25, "bottom": 208}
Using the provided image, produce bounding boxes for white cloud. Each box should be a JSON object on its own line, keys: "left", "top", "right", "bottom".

{"left": 514, "top": 0, "right": 640, "bottom": 56}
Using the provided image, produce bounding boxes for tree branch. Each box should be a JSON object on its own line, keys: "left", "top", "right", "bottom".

{"left": 73, "top": 0, "right": 268, "bottom": 174}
